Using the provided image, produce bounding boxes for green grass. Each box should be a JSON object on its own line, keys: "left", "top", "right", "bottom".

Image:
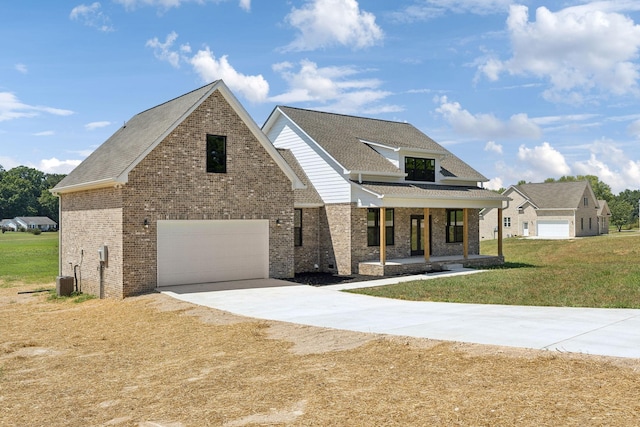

{"left": 0, "top": 232, "right": 59, "bottom": 286}
{"left": 349, "top": 233, "right": 640, "bottom": 308}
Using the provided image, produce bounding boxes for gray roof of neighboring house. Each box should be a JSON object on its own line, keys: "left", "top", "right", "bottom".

{"left": 358, "top": 181, "right": 508, "bottom": 201}
{"left": 277, "top": 106, "right": 488, "bottom": 182}
{"left": 278, "top": 149, "right": 323, "bottom": 206}
{"left": 15, "top": 216, "right": 57, "bottom": 226}
{"left": 56, "top": 82, "right": 218, "bottom": 191}
{"left": 514, "top": 181, "right": 591, "bottom": 209}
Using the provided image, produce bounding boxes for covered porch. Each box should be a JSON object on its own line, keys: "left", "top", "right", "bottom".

{"left": 355, "top": 182, "right": 509, "bottom": 277}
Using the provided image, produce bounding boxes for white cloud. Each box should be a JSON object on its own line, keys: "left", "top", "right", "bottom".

{"left": 485, "top": 176, "right": 504, "bottom": 191}
{"left": 15, "top": 63, "right": 28, "bottom": 74}
{"left": 70, "top": 2, "right": 114, "bottom": 32}
{"left": 270, "top": 59, "right": 401, "bottom": 115}
{"left": 189, "top": 48, "right": 269, "bottom": 103}
{"left": 33, "top": 131, "right": 55, "bottom": 136}
{"left": 114, "top": 0, "right": 250, "bottom": 11}
{"left": 484, "top": 140, "right": 502, "bottom": 154}
{"left": 146, "top": 31, "right": 184, "bottom": 68}
{"left": 628, "top": 119, "right": 640, "bottom": 138}
{"left": 85, "top": 121, "right": 111, "bottom": 130}
{"left": 283, "top": 0, "right": 383, "bottom": 51}
{"left": 435, "top": 96, "right": 542, "bottom": 139}
{"left": 479, "top": 4, "right": 640, "bottom": 103}
{"left": 0, "top": 92, "right": 74, "bottom": 122}
{"left": 38, "top": 158, "right": 83, "bottom": 174}
{"left": 572, "top": 138, "right": 640, "bottom": 193}
{"left": 392, "top": 0, "right": 512, "bottom": 22}
{"left": 517, "top": 142, "right": 571, "bottom": 180}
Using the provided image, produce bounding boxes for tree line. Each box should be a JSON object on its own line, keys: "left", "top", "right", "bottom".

{"left": 0, "top": 165, "right": 65, "bottom": 224}
{"left": 498, "top": 175, "right": 640, "bottom": 232}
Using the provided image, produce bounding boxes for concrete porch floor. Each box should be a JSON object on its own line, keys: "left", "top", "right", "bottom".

{"left": 358, "top": 254, "right": 502, "bottom": 276}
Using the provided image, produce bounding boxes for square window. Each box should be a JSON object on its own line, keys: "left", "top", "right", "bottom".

{"left": 206, "top": 134, "right": 226, "bottom": 173}
{"left": 404, "top": 157, "right": 435, "bottom": 182}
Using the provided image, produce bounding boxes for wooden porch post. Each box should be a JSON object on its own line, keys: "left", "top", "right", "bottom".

{"left": 463, "top": 208, "right": 469, "bottom": 259}
{"left": 423, "top": 207, "right": 430, "bottom": 261}
{"left": 497, "top": 208, "right": 504, "bottom": 257}
{"left": 379, "top": 207, "right": 386, "bottom": 265}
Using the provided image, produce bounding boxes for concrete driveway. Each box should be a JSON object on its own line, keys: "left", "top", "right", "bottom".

{"left": 160, "top": 270, "right": 640, "bottom": 359}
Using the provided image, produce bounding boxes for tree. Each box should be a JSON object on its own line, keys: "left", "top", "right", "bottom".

{"left": 617, "top": 189, "right": 640, "bottom": 225}
{"left": 610, "top": 199, "right": 634, "bottom": 232}
{"left": 0, "top": 166, "right": 64, "bottom": 223}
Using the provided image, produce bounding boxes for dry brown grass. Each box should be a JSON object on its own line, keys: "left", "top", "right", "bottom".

{"left": 1, "top": 283, "right": 640, "bottom": 427}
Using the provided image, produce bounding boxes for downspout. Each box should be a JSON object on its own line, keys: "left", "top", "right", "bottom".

{"left": 57, "top": 194, "right": 62, "bottom": 276}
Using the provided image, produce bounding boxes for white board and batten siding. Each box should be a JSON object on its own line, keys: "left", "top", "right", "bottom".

{"left": 157, "top": 220, "right": 269, "bottom": 287}
{"left": 266, "top": 117, "right": 350, "bottom": 204}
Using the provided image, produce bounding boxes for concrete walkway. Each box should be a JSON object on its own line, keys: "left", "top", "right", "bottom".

{"left": 160, "top": 270, "right": 640, "bottom": 359}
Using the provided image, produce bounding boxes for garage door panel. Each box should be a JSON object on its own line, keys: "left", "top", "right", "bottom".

{"left": 157, "top": 220, "right": 269, "bottom": 287}
{"left": 537, "top": 220, "right": 569, "bottom": 238}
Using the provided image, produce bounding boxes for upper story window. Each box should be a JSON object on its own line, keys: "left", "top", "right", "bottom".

{"left": 206, "top": 134, "right": 226, "bottom": 173}
{"left": 584, "top": 197, "right": 588, "bottom": 206}
{"left": 405, "top": 157, "right": 435, "bottom": 182}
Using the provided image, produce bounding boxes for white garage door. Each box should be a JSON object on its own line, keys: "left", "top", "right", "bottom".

{"left": 157, "top": 220, "right": 269, "bottom": 287}
{"left": 537, "top": 220, "right": 570, "bottom": 238}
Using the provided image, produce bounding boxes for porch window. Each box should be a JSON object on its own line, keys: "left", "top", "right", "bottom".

{"left": 405, "top": 157, "right": 435, "bottom": 182}
{"left": 206, "top": 134, "right": 226, "bottom": 173}
{"left": 367, "top": 208, "right": 394, "bottom": 246}
{"left": 446, "top": 209, "right": 464, "bottom": 243}
{"left": 294, "top": 209, "right": 302, "bottom": 246}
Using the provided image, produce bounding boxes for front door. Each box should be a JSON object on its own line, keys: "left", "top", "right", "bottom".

{"left": 411, "top": 215, "right": 432, "bottom": 256}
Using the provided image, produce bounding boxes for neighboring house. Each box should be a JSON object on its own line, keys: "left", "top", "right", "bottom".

{"left": 1, "top": 219, "right": 17, "bottom": 231}
{"left": 479, "top": 181, "right": 605, "bottom": 240}
{"left": 14, "top": 217, "right": 57, "bottom": 231}
{"left": 52, "top": 81, "right": 303, "bottom": 299}
{"left": 263, "top": 106, "right": 509, "bottom": 277}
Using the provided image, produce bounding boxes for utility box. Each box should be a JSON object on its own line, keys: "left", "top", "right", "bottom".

{"left": 56, "top": 276, "right": 74, "bottom": 297}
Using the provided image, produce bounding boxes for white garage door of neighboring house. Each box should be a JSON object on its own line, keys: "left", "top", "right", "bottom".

{"left": 157, "top": 220, "right": 269, "bottom": 287}
{"left": 537, "top": 220, "right": 570, "bottom": 238}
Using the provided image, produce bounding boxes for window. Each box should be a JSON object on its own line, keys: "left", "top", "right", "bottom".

{"left": 589, "top": 217, "right": 592, "bottom": 230}
{"left": 405, "top": 157, "right": 435, "bottom": 182}
{"left": 446, "top": 209, "right": 464, "bottom": 243}
{"left": 367, "top": 208, "right": 394, "bottom": 246}
{"left": 504, "top": 217, "right": 511, "bottom": 227}
{"left": 584, "top": 197, "right": 588, "bottom": 206}
{"left": 206, "top": 134, "right": 226, "bottom": 173}
{"left": 581, "top": 217, "right": 584, "bottom": 230}
{"left": 294, "top": 209, "right": 302, "bottom": 246}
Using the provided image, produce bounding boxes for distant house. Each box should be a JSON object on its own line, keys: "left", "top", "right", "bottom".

{"left": 479, "top": 181, "right": 606, "bottom": 240}
{"left": 13, "top": 217, "right": 57, "bottom": 231}
{"left": 1, "top": 219, "right": 17, "bottom": 231}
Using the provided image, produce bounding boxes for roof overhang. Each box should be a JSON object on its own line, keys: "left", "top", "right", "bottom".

{"left": 50, "top": 178, "right": 126, "bottom": 195}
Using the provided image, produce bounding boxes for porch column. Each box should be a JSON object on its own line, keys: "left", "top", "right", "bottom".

{"left": 497, "top": 208, "right": 504, "bottom": 257}
{"left": 463, "top": 208, "right": 469, "bottom": 259}
{"left": 379, "top": 207, "right": 386, "bottom": 265}
{"left": 423, "top": 208, "right": 430, "bottom": 261}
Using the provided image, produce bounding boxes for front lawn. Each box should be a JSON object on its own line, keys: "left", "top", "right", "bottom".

{"left": 0, "top": 231, "right": 58, "bottom": 286}
{"left": 349, "top": 233, "right": 640, "bottom": 308}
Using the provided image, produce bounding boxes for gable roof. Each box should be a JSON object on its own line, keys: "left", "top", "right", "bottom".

{"left": 278, "top": 149, "right": 323, "bottom": 207}
{"left": 511, "top": 181, "right": 593, "bottom": 209}
{"left": 15, "top": 216, "right": 57, "bottom": 226}
{"left": 53, "top": 81, "right": 303, "bottom": 194}
{"left": 266, "top": 106, "right": 488, "bottom": 182}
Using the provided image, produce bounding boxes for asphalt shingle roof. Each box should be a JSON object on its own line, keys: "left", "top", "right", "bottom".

{"left": 357, "top": 181, "right": 508, "bottom": 201}
{"left": 515, "top": 181, "right": 590, "bottom": 209}
{"left": 278, "top": 149, "right": 323, "bottom": 206}
{"left": 278, "top": 106, "right": 488, "bottom": 182}
{"left": 55, "top": 82, "right": 218, "bottom": 190}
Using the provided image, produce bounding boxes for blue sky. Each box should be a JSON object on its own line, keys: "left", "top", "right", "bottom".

{"left": 2, "top": 0, "right": 640, "bottom": 193}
